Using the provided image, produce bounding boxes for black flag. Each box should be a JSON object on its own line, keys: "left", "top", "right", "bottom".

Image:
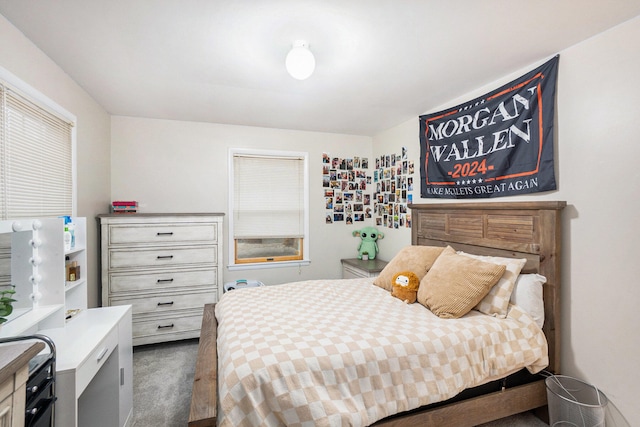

{"left": 419, "top": 56, "right": 559, "bottom": 199}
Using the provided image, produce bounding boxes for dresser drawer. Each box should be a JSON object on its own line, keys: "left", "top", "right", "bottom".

{"left": 342, "top": 264, "right": 370, "bottom": 279}
{"left": 341, "top": 258, "right": 388, "bottom": 279}
{"left": 133, "top": 312, "right": 204, "bottom": 339}
{"left": 109, "top": 267, "right": 217, "bottom": 293}
{"left": 108, "top": 223, "right": 218, "bottom": 246}
{"left": 110, "top": 290, "right": 216, "bottom": 315}
{"left": 108, "top": 246, "right": 217, "bottom": 269}
{"left": 76, "top": 326, "right": 118, "bottom": 395}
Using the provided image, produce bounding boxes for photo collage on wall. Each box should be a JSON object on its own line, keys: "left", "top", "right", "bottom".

{"left": 322, "top": 153, "right": 372, "bottom": 224}
{"left": 322, "top": 149, "right": 415, "bottom": 229}
{"left": 373, "top": 147, "right": 415, "bottom": 229}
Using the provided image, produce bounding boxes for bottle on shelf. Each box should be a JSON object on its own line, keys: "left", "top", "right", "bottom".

{"left": 64, "top": 224, "right": 71, "bottom": 252}
{"left": 70, "top": 262, "right": 79, "bottom": 282}
{"left": 61, "top": 215, "right": 75, "bottom": 251}
{"left": 65, "top": 256, "right": 80, "bottom": 282}
{"left": 67, "top": 217, "right": 75, "bottom": 249}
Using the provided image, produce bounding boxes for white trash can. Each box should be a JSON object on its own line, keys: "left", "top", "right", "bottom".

{"left": 545, "top": 375, "right": 608, "bottom": 427}
{"left": 223, "top": 279, "right": 265, "bottom": 293}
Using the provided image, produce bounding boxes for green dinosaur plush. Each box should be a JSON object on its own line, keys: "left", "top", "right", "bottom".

{"left": 352, "top": 226, "right": 384, "bottom": 260}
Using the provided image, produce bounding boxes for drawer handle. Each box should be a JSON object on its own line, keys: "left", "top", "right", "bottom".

{"left": 27, "top": 407, "right": 38, "bottom": 416}
{"left": 97, "top": 347, "right": 109, "bottom": 362}
{"left": 156, "top": 255, "right": 174, "bottom": 260}
{"left": 157, "top": 323, "right": 174, "bottom": 329}
{"left": 157, "top": 278, "right": 174, "bottom": 283}
{"left": 157, "top": 301, "right": 174, "bottom": 306}
{"left": 28, "top": 385, "right": 39, "bottom": 394}
{"left": 157, "top": 232, "right": 174, "bottom": 236}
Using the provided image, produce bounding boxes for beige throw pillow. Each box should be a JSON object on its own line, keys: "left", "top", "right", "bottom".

{"left": 418, "top": 246, "right": 506, "bottom": 319}
{"left": 458, "top": 252, "right": 527, "bottom": 318}
{"left": 373, "top": 245, "right": 445, "bottom": 291}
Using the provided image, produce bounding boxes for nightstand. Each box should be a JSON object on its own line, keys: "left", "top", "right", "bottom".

{"left": 341, "top": 258, "right": 388, "bottom": 279}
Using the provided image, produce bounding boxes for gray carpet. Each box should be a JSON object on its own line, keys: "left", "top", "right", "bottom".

{"left": 132, "top": 339, "right": 199, "bottom": 427}
{"left": 132, "top": 339, "right": 548, "bottom": 426}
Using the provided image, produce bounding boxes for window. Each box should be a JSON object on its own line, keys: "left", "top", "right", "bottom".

{"left": 1, "top": 68, "right": 76, "bottom": 220}
{"left": 229, "top": 149, "right": 309, "bottom": 268}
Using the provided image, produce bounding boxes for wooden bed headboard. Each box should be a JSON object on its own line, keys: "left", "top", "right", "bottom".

{"left": 409, "top": 201, "right": 566, "bottom": 374}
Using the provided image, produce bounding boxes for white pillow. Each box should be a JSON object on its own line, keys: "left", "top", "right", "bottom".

{"left": 457, "top": 252, "right": 526, "bottom": 318}
{"left": 510, "top": 274, "right": 546, "bottom": 328}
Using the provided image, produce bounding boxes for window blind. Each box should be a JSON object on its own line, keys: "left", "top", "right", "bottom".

{"left": 0, "top": 83, "right": 73, "bottom": 219}
{"left": 233, "top": 154, "right": 304, "bottom": 239}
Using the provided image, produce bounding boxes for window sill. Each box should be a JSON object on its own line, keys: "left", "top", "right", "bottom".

{"left": 227, "top": 260, "right": 310, "bottom": 271}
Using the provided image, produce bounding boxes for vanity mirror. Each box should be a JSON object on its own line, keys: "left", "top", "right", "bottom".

{"left": 0, "top": 227, "right": 34, "bottom": 322}
{"left": 0, "top": 218, "right": 66, "bottom": 335}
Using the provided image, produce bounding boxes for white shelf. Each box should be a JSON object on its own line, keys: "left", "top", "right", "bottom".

{"left": 63, "top": 217, "right": 87, "bottom": 314}
{"left": 65, "top": 244, "right": 86, "bottom": 256}
{"left": 65, "top": 278, "right": 86, "bottom": 292}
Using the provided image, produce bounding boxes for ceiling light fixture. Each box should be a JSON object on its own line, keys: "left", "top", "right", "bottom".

{"left": 285, "top": 40, "right": 315, "bottom": 80}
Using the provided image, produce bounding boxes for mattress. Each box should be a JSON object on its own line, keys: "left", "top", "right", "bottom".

{"left": 216, "top": 278, "right": 548, "bottom": 427}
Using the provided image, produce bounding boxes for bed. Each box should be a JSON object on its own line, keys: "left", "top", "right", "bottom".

{"left": 189, "top": 201, "right": 566, "bottom": 427}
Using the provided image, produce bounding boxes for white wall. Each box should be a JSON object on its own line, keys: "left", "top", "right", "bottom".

{"left": 111, "top": 116, "right": 373, "bottom": 285}
{"left": 373, "top": 16, "right": 640, "bottom": 426}
{"left": 0, "top": 14, "right": 111, "bottom": 308}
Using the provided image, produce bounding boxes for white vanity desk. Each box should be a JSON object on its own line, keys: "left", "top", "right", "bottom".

{"left": 0, "top": 217, "right": 133, "bottom": 427}
{"left": 38, "top": 306, "right": 133, "bottom": 427}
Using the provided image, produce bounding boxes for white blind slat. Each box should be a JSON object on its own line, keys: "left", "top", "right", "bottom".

{"left": 1, "top": 83, "right": 73, "bottom": 219}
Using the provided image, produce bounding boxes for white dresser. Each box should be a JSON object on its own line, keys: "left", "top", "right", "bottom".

{"left": 98, "top": 213, "right": 224, "bottom": 346}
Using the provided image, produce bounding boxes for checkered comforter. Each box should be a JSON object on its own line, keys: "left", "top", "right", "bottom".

{"left": 216, "top": 278, "right": 548, "bottom": 427}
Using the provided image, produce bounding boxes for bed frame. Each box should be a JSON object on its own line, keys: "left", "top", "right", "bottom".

{"left": 189, "top": 200, "right": 566, "bottom": 427}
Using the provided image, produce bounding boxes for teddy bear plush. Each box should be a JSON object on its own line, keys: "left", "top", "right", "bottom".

{"left": 391, "top": 271, "right": 420, "bottom": 304}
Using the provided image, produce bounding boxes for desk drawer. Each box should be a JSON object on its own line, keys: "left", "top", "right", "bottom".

{"left": 108, "top": 246, "right": 216, "bottom": 269}
{"left": 25, "top": 396, "right": 54, "bottom": 427}
{"left": 26, "top": 356, "right": 54, "bottom": 407}
{"left": 109, "top": 268, "right": 217, "bottom": 293}
{"left": 76, "top": 326, "right": 118, "bottom": 395}
{"left": 108, "top": 223, "right": 217, "bottom": 245}
{"left": 110, "top": 290, "right": 216, "bottom": 315}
